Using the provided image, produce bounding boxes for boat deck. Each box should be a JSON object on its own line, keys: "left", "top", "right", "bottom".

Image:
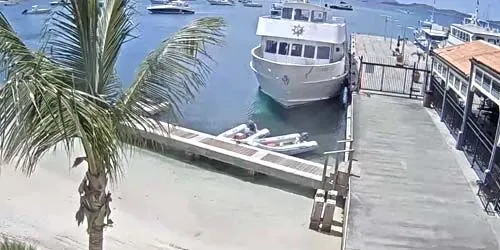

{"left": 133, "top": 121, "right": 332, "bottom": 190}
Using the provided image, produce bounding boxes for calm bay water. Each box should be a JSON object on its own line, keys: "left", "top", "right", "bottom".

{"left": 1, "top": 0, "right": 463, "bottom": 162}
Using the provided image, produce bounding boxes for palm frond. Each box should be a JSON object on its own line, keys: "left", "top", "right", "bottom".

{"left": 44, "top": 0, "right": 102, "bottom": 95}
{"left": 0, "top": 12, "right": 35, "bottom": 79}
{"left": 0, "top": 56, "right": 123, "bottom": 181}
{"left": 97, "top": 0, "right": 136, "bottom": 100}
{"left": 116, "top": 17, "right": 225, "bottom": 140}
{"left": 0, "top": 237, "right": 36, "bottom": 250}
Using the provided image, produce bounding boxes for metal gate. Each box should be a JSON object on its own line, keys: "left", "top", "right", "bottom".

{"left": 358, "top": 57, "right": 429, "bottom": 98}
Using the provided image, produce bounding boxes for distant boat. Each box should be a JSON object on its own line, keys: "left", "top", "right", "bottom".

{"left": 396, "top": 8, "right": 412, "bottom": 15}
{"left": 207, "top": 0, "right": 234, "bottom": 5}
{"left": 22, "top": 5, "right": 51, "bottom": 14}
{"left": 49, "top": 0, "right": 68, "bottom": 6}
{"left": 413, "top": 1, "right": 448, "bottom": 50}
{"left": 330, "top": 1, "right": 352, "bottom": 11}
{"left": 147, "top": 0, "right": 195, "bottom": 14}
{"left": 1, "top": 0, "right": 19, "bottom": 6}
{"left": 150, "top": 0, "right": 169, "bottom": 4}
{"left": 242, "top": 1, "right": 262, "bottom": 7}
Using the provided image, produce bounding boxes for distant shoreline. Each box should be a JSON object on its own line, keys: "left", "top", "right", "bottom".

{"left": 379, "top": 1, "right": 500, "bottom": 24}
{"left": 379, "top": 1, "right": 468, "bottom": 18}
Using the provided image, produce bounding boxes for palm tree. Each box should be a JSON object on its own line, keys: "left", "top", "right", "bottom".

{"left": 0, "top": 0, "right": 225, "bottom": 249}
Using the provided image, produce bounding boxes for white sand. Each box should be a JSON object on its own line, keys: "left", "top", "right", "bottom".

{"left": 0, "top": 147, "right": 338, "bottom": 249}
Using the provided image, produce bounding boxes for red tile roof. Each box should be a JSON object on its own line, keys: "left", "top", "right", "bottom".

{"left": 433, "top": 40, "right": 500, "bottom": 77}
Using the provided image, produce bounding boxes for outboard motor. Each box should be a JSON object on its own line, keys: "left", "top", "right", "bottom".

{"left": 299, "top": 132, "right": 309, "bottom": 142}
{"left": 247, "top": 120, "right": 257, "bottom": 133}
{"left": 22, "top": 9, "right": 28, "bottom": 14}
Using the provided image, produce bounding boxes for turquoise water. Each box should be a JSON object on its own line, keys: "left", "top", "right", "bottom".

{"left": 1, "top": 0, "right": 462, "bottom": 161}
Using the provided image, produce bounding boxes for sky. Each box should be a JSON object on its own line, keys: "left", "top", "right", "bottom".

{"left": 396, "top": 0, "right": 500, "bottom": 20}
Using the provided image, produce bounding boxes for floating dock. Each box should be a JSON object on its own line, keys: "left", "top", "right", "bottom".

{"left": 132, "top": 121, "right": 334, "bottom": 190}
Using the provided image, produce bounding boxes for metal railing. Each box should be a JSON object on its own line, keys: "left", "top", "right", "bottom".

{"left": 321, "top": 139, "right": 355, "bottom": 190}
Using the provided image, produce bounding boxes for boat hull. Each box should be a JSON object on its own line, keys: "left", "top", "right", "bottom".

{"left": 243, "top": 2, "right": 262, "bottom": 7}
{"left": 147, "top": 8, "right": 195, "bottom": 14}
{"left": 23, "top": 9, "right": 50, "bottom": 14}
{"left": 207, "top": 0, "right": 233, "bottom": 5}
{"left": 250, "top": 46, "right": 347, "bottom": 108}
{"left": 330, "top": 5, "right": 352, "bottom": 10}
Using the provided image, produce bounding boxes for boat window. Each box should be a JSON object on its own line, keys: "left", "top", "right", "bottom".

{"left": 311, "top": 10, "right": 326, "bottom": 23}
{"left": 290, "top": 44, "right": 302, "bottom": 57}
{"left": 282, "top": 7, "right": 293, "bottom": 19}
{"left": 488, "top": 39, "right": 496, "bottom": 44}
{"left": 475, "top": 36, "right": 484, "bottom": 40}
{"left": 278, "top": 42, "right": 289, "bottom": 55}
{"left": 265, "top": 40, "right": 278, "bottom": 53}
{"left": 303, "top": 45, "right": 315, "bottom": 58}
{"left": 452, "top": 28, "right": 457, "bottom": 36}
{"left": 317, "top": 46, "right": 330, "bottom": 59}
{"left": 294, "top": 9, "right": 310, "bottom": 21}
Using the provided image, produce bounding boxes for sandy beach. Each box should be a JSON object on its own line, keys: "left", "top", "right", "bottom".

{"left": 0, "top": 146, "right": 338, "bottom": 249}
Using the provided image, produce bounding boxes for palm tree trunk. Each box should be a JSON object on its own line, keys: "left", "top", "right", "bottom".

{"left": 75, "top": 170, "right": 113, "bottom": 250}
{"left": 88, "top": 225, "right": 104, "bottom": 250}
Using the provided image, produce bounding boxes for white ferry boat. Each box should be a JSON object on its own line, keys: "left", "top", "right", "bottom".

{"left": 250, "top": 0, "right": 347, "bottom": 108}
{"left": 446, "top": 2, "right": 500, "bottom": 47}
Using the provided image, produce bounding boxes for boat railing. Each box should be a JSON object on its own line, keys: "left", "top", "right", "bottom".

{"left": 261, "top": 15, "right": 345, "bottom": 25}
{"left": 251, "top": 46, "right": 345, "bottom": 67}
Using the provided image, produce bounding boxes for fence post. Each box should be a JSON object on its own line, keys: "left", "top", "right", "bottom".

{"left": 357, "top": 56, "right": 364, "bottom": 91}
{"left": 403, "top": 69, "right": 408, "bottom": 94}
{"left": 380, "top": 66, "right": 385, "bottom": 91}
{"left": 409, "top": 62, "right": 416, "bottom": 98}
{"left": 322, "top": 157, "right": 329, "bottom": 190}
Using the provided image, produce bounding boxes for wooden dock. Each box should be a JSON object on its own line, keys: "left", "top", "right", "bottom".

{"left": 132, "top": 121, "right": 334, "bottom": 190}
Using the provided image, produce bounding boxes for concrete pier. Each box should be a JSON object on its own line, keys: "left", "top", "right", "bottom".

{"left": 345, "top": 93, "right": 500, "bottom": 249}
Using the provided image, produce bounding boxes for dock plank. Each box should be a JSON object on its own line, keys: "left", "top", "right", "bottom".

{"left": 200, "top": 137, "right": 258, "bottom": 156}
{"left": 261, "top": 154, "right": 322, "bottom": 176}
{"left": 172, "top": 129, "right": 199, "bottom": 139}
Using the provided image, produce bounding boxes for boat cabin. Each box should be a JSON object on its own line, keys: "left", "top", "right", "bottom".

{"left": 256, "top": 1, "right": 346, "bottom": 65}
{"left": 448, "top": 18, "right": 500, "bottom": 46}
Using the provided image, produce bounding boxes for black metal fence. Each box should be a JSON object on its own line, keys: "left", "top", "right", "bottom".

{"left": 359, "top": 56, "right": 429, "bottom": 98}
{"left": 431, "top": 77, "right": 494, "bottom": 177}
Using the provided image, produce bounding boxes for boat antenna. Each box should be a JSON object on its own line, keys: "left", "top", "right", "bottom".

{"left": 471, "top": 0, "right": 479, "bottom": 25}
{"left": 430, "top": 0, "right": 435, "bottom": 23}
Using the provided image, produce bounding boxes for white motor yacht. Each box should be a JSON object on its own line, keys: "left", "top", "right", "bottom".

{"left": 150, "top": 0, "right": 169, "bottom": 4}
{"left": 207, "top": 0, "right": 234, "bottom": 5}
{"left": 413, "top": 4, "right": 448, "bottom": 51}
{"left": 22, "top": 5, "right": 51, "bottom": 14}
{"left": 250, "top": 0, "right": 348, "bottom": 108}
{"left": 147, "top": 0, "right": 194, "bottom": 14}
{"left": 1, "top": 0, "right": 19, "bottom": 6}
